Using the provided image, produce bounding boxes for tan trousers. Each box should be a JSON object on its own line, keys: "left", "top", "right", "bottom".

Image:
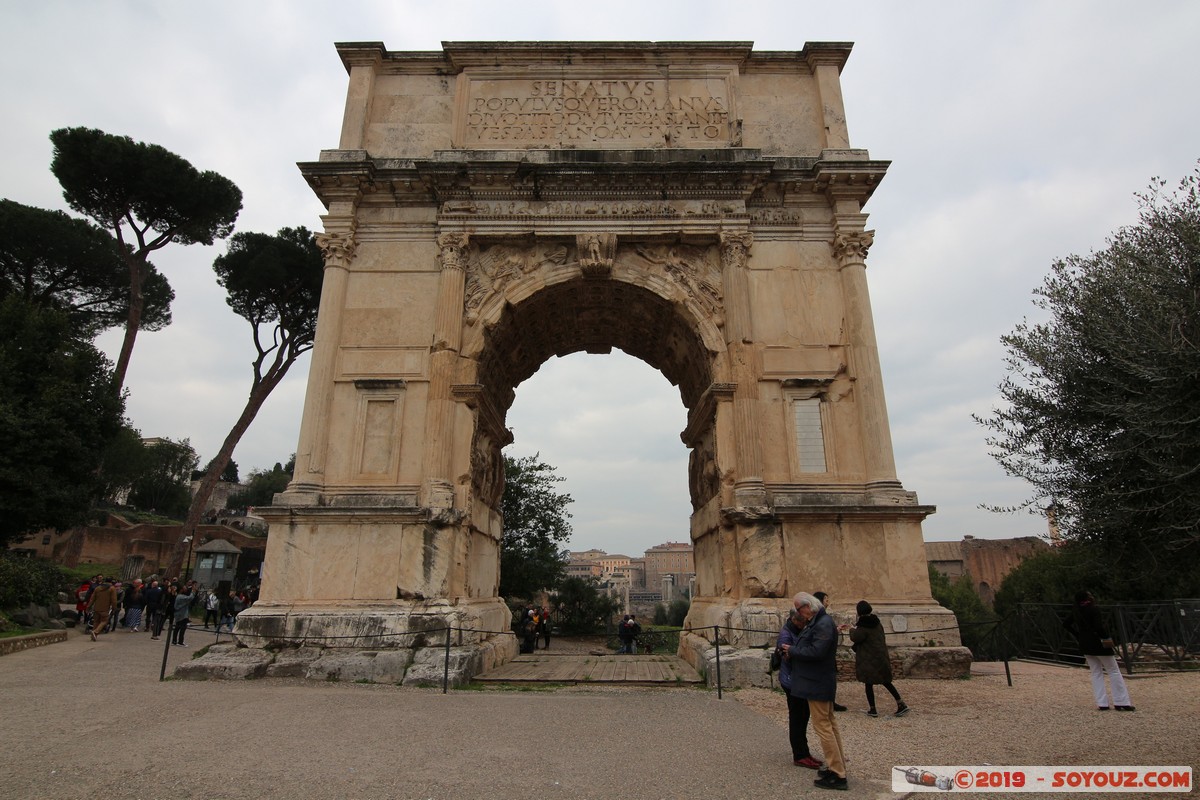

{"left": 90, "top": 608, "right": 111, "bottom": 636}
{"left": 808, "top": 699, "right": 846, "bottom": 778}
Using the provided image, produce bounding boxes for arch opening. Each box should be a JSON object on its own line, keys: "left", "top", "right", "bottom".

{"left": 475, "top": 275, "right": 717, "bottom": 419}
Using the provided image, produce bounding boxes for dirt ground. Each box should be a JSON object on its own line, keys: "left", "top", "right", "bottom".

{"left": 1, "top": 629, "right": 1196, "bottom": 799}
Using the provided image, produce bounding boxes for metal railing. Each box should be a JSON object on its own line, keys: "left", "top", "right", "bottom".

{"left": 1003, "top": 601, "right": 1200, "bottom": 673}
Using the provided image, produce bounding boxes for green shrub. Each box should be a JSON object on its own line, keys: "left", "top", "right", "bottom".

{"left": 0, "top": 554, "right": 66, "bottom": 609}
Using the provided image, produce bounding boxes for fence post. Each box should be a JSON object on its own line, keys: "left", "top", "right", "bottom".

{"left": 159, "top": 617, "right": 173, "bottom": 681}
{"left": 713, "top": 624, "right": 722, "bottom": 700}
{"left": 1114, "top": 609, "right": 1133, "bottom": 675}
{"left": 442, "top": 625, "right": 452, "bottom": 694}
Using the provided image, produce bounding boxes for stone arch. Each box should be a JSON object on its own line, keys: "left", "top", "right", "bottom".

{"left": 463, "top": 243, "right": 725, "bottom": 415}
{"left": 232, "top": 40, "right": 969, "bottom": 687}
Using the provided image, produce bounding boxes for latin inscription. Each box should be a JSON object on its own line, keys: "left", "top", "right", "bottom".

{"left": 463, "top": 77, "right": 733, "bottom": 146}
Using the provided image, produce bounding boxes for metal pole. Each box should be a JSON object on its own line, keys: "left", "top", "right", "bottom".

{"left": 158, "top": 616, "right": 173, "bottom": 681}
{"left": 713, "top": 624, "right": 722, "bottom": 700}
{"left": 442, "top": 625, "right": 452, "bottom": 694}
{"left": 1114, "top": 608, "right": 1133, "bottom": 675}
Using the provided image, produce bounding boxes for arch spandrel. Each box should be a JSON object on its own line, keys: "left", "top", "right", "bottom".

{"left": 459, "top": 238, "right": 728, "bottom": 414}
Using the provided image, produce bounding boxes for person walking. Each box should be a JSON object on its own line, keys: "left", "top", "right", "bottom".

{"left": 123, "top": 579, "right": 147, "bottom": 632}
{"left": 143, "top": 579, "right": 163, "bottom": 639}
{"left": 777, "top": 607, "right": 821, "bottom": 770}
{"left": 1063, "top": 590, "right": 1134, "bottom": 711}
{"left": 785, "top": 592, "right": 849, "bottom": 791}
{"left": 848, "top": 600, "right": 909, "bottom": 718}
{"left": 85, "top": 577, "right": 118, "bottom": 642}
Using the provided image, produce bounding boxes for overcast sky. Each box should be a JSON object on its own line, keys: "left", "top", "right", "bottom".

{"left": 3, "top": 2, "right": 1197, "bottom": 557}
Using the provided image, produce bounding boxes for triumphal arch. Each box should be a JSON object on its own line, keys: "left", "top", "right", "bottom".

{"left": 237, "top": 41, "right": 961, "bottom": 684}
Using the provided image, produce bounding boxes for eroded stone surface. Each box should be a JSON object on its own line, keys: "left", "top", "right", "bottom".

{"left": 174, "top": 645, "right": 273, "bottom": 681}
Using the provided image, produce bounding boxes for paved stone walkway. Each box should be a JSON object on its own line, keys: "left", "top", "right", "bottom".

{"left": 477, "top": 652, "right": 703, "bottom": 684}
{"left": 3, "top": 626, "right": 871, "bottom": 799}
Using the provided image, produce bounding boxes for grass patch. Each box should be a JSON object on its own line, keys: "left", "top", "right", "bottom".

{"left": 0, "top": 628, "right": 42, "bottom": 639}
{"left": 192, "top": 644, "right": 212, "bottom": 659}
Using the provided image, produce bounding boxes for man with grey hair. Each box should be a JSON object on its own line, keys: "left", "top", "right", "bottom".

{"left": 781, "top": 591, "right": 848, "bottom": 791}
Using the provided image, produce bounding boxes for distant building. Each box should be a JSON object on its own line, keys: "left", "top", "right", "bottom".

{"left": 568, "top": 543, "right": 694, "bottom": 596}
{"left": 926, "top": 535, "right": 1050, "bottom": 607}
{"left": 643, "top": 541, "right": 695, "bottom": 596}
{"left": 565, "top": 559, "right": 601, "bottom": 579}
{"left": 7, "top": 512, "right": 266, "bottom": 588}
{"left": 597, "top": 553, "right": 632, "bottom": 578}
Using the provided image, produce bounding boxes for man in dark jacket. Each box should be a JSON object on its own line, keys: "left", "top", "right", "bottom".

{"left": 1063, "top": 591, "right": 1134, "bottom": 711}
{"left": 784, "top": 592, "right": 848, "bottom": 791}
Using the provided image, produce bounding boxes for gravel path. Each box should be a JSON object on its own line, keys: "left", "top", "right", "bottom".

{"left": 1, "top": 629, "right": 1195, "bottom": 799}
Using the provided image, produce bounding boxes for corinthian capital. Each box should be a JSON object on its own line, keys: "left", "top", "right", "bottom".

{"left": 437, "top": 233, "right": 470, "bottom": 271}
{"left": 719, "top": 231, "right": 753, "bottom": 270}
{"left": 832, "top": 230, "right": 875, "bottom": 267}
{"left": 315, "top": 230, "right": 357, "bottom": 269}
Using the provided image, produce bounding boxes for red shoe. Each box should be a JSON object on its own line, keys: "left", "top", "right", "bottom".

{"left": 794, "top": 757, "right": 823, "bottom": 770}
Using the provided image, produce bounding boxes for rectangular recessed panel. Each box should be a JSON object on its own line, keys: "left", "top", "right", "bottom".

{"left": 793, "top": 398, "right": 827, "bottom": 473}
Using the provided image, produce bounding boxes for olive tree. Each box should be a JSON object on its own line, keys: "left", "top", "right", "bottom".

{"left": 976, "top": 167, "right": 1200, "bottom": 598}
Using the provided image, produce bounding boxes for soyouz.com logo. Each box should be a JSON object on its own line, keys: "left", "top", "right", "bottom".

{"left": 892, "top": 766, "right": 1192, "bottom": 792}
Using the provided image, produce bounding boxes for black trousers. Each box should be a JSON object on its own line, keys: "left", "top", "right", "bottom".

{"left": 785, "top": 692, "right": 813, "bottom": 760}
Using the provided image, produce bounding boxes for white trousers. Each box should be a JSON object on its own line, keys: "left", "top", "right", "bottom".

{"left": 1084, "top": 654, "right": 1131, "bottom": 707}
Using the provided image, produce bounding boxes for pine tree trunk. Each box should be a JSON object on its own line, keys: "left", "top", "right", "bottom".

{"left": 112, "top": 255, "right": 146, "bottom": 395}
{"left": 161, "top": 370, "right": 287, "bottom": 581}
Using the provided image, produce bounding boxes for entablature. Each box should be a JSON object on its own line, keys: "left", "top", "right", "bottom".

{"left": 299, "top": 149, "right": 889, "bottom": 216}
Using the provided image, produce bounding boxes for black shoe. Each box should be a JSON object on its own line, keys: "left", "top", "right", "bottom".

{"left": 1115, "top": 705, "right": 1136, "bottom": 711}
{"left": 1097, "top": 706, "right": 1110, "bottom": 711}
{"left": 833, "top": 703, "right": 847, "bottom": 712}
{"left": 895, "top": 703, "right": 910, "bottom": 717}
{"left": 865, "top": 708, "right": 878, "bottom": 717}
{"left": 814, "top": 774, "right": 848, "bottom": 791}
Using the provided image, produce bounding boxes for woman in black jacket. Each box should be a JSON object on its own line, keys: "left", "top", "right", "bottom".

{"left": 848, "top": 600, "right": 909, "bottom": 718}
{"left": 1063, "top": 591, "right": 1134, "bottom": 711}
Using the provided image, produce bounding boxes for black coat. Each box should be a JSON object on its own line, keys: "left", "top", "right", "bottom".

{"left": 1064, "top": 600, "right": 1114, "bottom": 656}
{"left": 787, "top": 608, "right": 838, "bottom": 702}
{"left": 849, "top": 614, "right": 893, "bottom": 684}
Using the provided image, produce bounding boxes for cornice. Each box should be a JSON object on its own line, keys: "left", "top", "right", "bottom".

{"left": 298, "top": 149, "right": 889, "bottom": 210}
{"left": 332, "top": 41, "right": 852, "bottom": 76}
